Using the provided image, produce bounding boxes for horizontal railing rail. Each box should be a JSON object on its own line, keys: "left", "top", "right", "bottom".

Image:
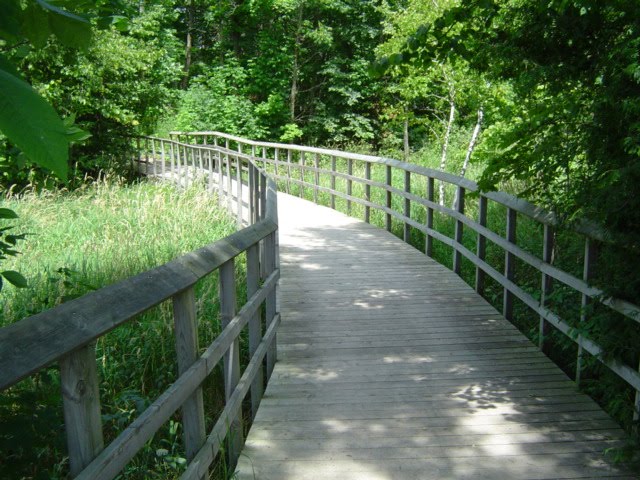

{"left": 0, "top": 137, "right": 279, "bottom": 479}
{"left": 172, "top": 131, "right": 640, "bottom": 425}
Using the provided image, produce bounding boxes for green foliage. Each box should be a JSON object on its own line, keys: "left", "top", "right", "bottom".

{"left": 0, "top": 0, "right": 96, "bottom": 181}
{"left": 0, "top": 179, "right": 238, "bottom": 478}
{"left": 168, "top": 59, "right": 266, "bottom": 138}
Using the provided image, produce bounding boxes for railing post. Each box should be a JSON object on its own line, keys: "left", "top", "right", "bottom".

{"left": 364, "top": 162, "right": 371, "bottom": 223}
{"left": 386, "top": 165, "right": 392, "bottom": 232}
{"left": 151, "top": 139, "right": 157, "bottom": 176}
{"left": 576, "top": 238, "right": 597, "bottom": 385}
{"left": 453, "top": 186, "right": 465, "bottom": 274}
{"left": 286, "top": 149, "right": 292, "bottom": 194}
{"left": 264, "top": 230, "right": 277, "bottom": 379}
{"left": 248, "top": 163, "right": 255, "bottom": 224}
{"left": 246, "top": 243, "right": 263, "bottom": 420}
{"left": 226, "top": 141, "right": 233, "bottom": 213}
{"left": 207, "top": 149, "right": 213, "bottom": 193}
{"left": 347, "top": 158, "right": 353, "bottom": 215}
{"left": 475, "top": 196, "right": 488, "bottom": 294}
{"left": 172, "top": 287, "right": 206, "bottom": 464}
{"left": 169, "top": 141, "right": 176, "bottom": 183}
{"left": 403, "top": 171, "right": 411, "bottom": 243}
{"left": 313, "top": 153, "right": 320, "bottom": 204}
{"left": 59, "top": 343, "right": 104, "bottom": 477}
{"left": 160, "top": 140, "right": 166, "bottom": 179}
{"left": 634, "top": 359, "right": 640, "bottom": 434}
{"left": 274, "top": 148, "right": 280, "bottom": 179}
{"left": 262, "top": 146, "right": 268, "bottom": 172}
{"left": 426, "top": 177, "right": 434, "bottom": 256}
{"left": 299, "top": 151, "right": 305, "bottom": 198}
{"left": 219, "top": 259, "right": 243, "bottom": 469}
{"left": 539, "top": 224, "right": 555, "bottom": 352}
{"left": 503, "top": 208, "right": 517, "bottom": 321}
{"left": 330, "top": 156, "right": 336, "bottom": 210}
{"left": 236, "top": 153, "right": 243, "bottom": 227}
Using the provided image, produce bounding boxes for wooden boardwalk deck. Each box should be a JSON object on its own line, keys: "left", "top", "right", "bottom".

{"left": 234, "top": 193, "right": 634, "bottom": 479}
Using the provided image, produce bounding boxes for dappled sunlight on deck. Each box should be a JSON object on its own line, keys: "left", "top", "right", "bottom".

{"left": 235, "top": 193, "right": 633, "bottom": 480}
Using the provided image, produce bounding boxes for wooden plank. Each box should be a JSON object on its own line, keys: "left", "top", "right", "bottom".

{"left": 236, "top": 193, "right": 633, "bottom": 480}
{"left": 60, "top": 344, "right": 104, "bottom": 477}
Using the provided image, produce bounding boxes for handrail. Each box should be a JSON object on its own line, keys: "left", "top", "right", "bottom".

{"left": 173, "top": 131, "right": 640, "bottom": 426}
{"left": 0, "top": 137, "right": 279, "bottom": 479}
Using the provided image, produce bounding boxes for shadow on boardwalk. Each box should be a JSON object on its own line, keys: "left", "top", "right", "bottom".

{"left": 233, "top": 193, "right": 634, "bottom": 480}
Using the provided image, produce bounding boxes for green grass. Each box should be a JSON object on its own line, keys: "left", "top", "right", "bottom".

{"left": 0, "top": 179, "right": 241, "bottom": 479}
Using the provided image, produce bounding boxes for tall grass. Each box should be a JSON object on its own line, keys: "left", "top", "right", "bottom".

{"left": 0, "top": 179, "right": 239, "bottom": 479}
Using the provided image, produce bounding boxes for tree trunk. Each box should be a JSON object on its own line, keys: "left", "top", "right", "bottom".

{"left": 460, "top": 107, "right": 483, "bottom": 178}
{"left": 181, "top": 2, "right": 194, "bottom": 90}
{"left": 453, "top": 107, "right": 483, "bottom": 209}
{"left": 438, "top": 94, "right": 455, "bottom": 206}
{"left": 290, "top": 3, "right": 304, "bottom": 122}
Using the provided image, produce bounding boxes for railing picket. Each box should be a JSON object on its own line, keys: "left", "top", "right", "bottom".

{"left": 274, "top": 148, "right": 279, "bottom": 179}
{"left": 299, "top": 151, "right": 305, "bottom": 198}
{"left": 314, "top": 153, "right": 320, "bottom": 204}
{"left": 151, "top": 139, "right": 157, "bottom": 176}
{"left": 426, "top": 177, "right": 434, "bottom": 256}
{"left": 403, "top": 171, "right": 411, "bottom": 243}
{"left": 265, "top": 231, "right": 278, "bottom": 379}
{"left": 475, "top": 196, "right": 488, "bottom": 294}
{"left": 169, "top": 141, "right": 175, "bottom": 182}
{"left": 286, "top": 149, "right": 292, "bottom": 194}
{"left": 59, "top": 343, "right": 104, "bottom": 477}
{"left": 226, "top": 141, "right": 232, "bottom": 213}
{"left": 236, "top": 152, "right": 243, "bottom": 227}
{"left": 539, "top": 225, "right": 555, "bottom": 352}
{"left": 503, "top": 208, "right": 517, "bottom": 320}
{"left": 453, "top": 186, "right": 465, "bottom": 274}
{"left": 219, "top": 260, "right": 243, "bottom": 469}
{"left": 172, "top": 287, "right": 206, "bottom": 464}
{"left": 347, "top": 158, "right": 353, "bottom": 215}
{"left": 386, "top": 165, "right": 392, "bottom": 232}
{"left": 160, "top": 140, "right": 166, "bottom": 179}
{"left": 207, "top": 149, "right": 213, "bottom": 193}
{"left": 330, "top": 156, "right": 336, "bottom": 210}
{"left": 365, "top": 162, "right": 371, "bottom": 223}
{"left": 246, "top": 243, "right": 263, "bottom": 420}
{"left": 576, "top": 238, "right": 597, "bottom": 385}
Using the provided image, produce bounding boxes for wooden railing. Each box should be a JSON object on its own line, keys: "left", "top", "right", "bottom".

{"left": 172, "top": 131, "right": 640, "bottom": 425}
{"left": 0, "top": 138, "right": 279, "bottom": 479}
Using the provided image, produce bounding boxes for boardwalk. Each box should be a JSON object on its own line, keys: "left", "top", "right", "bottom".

{"left": 235, "top": 193, "right": 633, "bottom": 480}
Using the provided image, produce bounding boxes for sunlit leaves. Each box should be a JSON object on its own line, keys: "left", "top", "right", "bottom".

{"left": 0, "top": 63, "right": 69, "bottom": 180}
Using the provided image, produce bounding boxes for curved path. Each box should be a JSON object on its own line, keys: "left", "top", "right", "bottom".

{"left": 235, "top": 193, "right": 633, "bottom": 479}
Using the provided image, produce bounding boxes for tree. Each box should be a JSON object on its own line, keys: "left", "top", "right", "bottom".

{"left": 376, "top": 0, "right": 640, "bottom": 299}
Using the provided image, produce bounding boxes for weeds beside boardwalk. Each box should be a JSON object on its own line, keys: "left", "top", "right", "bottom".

{"left": 0, "top": 179, "right": 238, "bottom": 479}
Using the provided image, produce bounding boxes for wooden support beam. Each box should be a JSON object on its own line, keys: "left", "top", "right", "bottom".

{"left": 60, "top": 343, "right": 104, "bottom": 477}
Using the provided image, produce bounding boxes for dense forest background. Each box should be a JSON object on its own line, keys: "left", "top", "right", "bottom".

{"left": 1, "top": 1, "right": 640, "bottom": 475}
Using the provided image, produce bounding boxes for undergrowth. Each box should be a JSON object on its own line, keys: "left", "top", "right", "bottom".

{"left": 0, "top": 178, "right": 241, "bottom": 479}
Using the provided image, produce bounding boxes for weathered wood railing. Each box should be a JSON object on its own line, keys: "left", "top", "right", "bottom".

{"left": 172, "top": 130, "right": 640, "bottom": 425}
{"left": 0, "top": 138, "right": 279, "bottom": 479}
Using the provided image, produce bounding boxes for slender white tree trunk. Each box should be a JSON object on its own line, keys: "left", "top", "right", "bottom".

{"left": 453, "top": 107, "right": 483, "bottom": 210}
{"left": 460, "top": 107, "right": 483, "bottom": 178}
{"left": 438, "top": 99, "right": 455, "bottom": 205}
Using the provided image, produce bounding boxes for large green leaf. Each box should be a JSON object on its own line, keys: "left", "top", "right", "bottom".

{"left": 0, "top": 66, "right": 69, "bottom": 180}
{"left": 36, "top": 0, "right": 91, "bottom": 48}
{"left": 1, "top": 270, "right": 28, "bottom": 288}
